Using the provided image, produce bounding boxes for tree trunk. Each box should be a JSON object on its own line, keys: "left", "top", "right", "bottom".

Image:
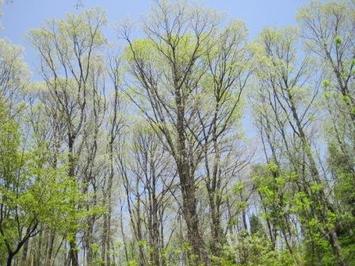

{"left": 21, "top": 239, "right": 29, "bottom": 265}
{"left": 68, "top": 135, "right": 79, "bottom": 266}
{"left": 102, "top": 142, "right": 114, "bottom": 266}
{"left": 208, "top": 194, "right": 223, "bottom": 258}
{"left": 7, "top": 253, "right": 14, "bottom": 266}
{"left": 175, "top": 88, "right": 205, "bottom": 264}
{"left": 68, "top": 239, "right": 79, "bottom": 266}
{"left": 45, "top": 230, "right": 55, "bottom": 266}
{"left": 181, "top": 180, "right": 204, "bottom": 264}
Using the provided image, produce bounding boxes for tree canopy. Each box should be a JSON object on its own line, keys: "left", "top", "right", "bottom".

{"left": 0, "top": 0, "right": 354, "bottom": 265}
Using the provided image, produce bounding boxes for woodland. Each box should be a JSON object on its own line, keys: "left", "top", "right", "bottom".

{"left": 0, "top": 0, "right": 354, "bottom": 265}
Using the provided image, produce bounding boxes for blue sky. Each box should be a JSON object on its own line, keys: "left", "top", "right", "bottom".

{"left": 2, "top": 0, "right": 309, "bottom": 68}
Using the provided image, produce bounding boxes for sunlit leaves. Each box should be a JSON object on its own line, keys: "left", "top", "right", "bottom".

{"left": 0, "top": 39, "right": 29, "bottom": 110}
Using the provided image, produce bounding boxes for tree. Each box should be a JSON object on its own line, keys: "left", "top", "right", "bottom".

{"left": 298, "top": 2, "right": 355, "bottom": 263}
{"left": 122, "top": 1, "right": 220, "bottom": 263}
{"left": 298, "top": 0, "right": 354, "bottom": 122}
{"left": 0, "top": 1, "right": 354, "bottom": 265}
{"left": 30, "top": 8, "right": 108, "bottom": 266}
{"left": 252, "top": 27, "right": 348, "bottom": 265}
{"left": 198, "top": 20, "right": 250, "bottom": 258}
{"left": 0, "top": 100, "right": 83, "bottom": 266}
{"left": 100, "top": 54, "right": 124, "bottom": 266}
{"left": 117, "top": 124, "right": 176, "bottom": 265}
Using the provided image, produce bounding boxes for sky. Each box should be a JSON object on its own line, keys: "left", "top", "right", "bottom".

{"left": 2, "top": 0, "right": 309, "bottom": 69}
{"left": 1, "top": 0, "right": 309, "bottom": 144}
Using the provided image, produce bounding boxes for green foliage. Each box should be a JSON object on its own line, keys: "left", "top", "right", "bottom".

{"left": 249, "top": 215, "right": 265, "bottom": 236}
{"left": 0, "top": 102, "right": 87, "bottom": 263}
{"left": 222, "top": 232, "right": 297, "bottom": 266}
{"left": 0, "top": 1, "right": 354, "bottom": 265}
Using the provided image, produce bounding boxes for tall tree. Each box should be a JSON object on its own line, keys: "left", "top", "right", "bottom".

{"left": 30, "top": 8, "right": 107, "bottom": 266}
{"left": 198, "top": 20, "right": 250, "bottom": 258}
{"left": 252, "top": 27, "right": 347, "bottom": 265}
{"left": 122, "top": 1, "right": 219, "bottom": 263}
{"left": 298, "top": 0, "right": 355, "bottom": 233}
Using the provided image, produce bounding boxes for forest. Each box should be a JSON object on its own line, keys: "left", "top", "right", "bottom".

{"left": 0, "top": 0, "right": 354, "bottom": 265}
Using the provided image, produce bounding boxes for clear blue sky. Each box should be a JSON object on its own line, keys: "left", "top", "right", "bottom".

{"left": 2, "top": 0, "right": 308, "bottom": 69}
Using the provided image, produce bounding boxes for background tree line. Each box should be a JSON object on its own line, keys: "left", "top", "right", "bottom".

{"left": 0, "top": 0, "right": 354, "bottom": 265}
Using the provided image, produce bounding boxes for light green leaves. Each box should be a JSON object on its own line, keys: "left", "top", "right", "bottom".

{"left": 251, "top": 27, "right": 299, "bottom": 80}
{"left": 0, "top": 39, "right": 29, "bottom": 108}
{"left": 29, "top": 8, "right": 107, "bottom": 79}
